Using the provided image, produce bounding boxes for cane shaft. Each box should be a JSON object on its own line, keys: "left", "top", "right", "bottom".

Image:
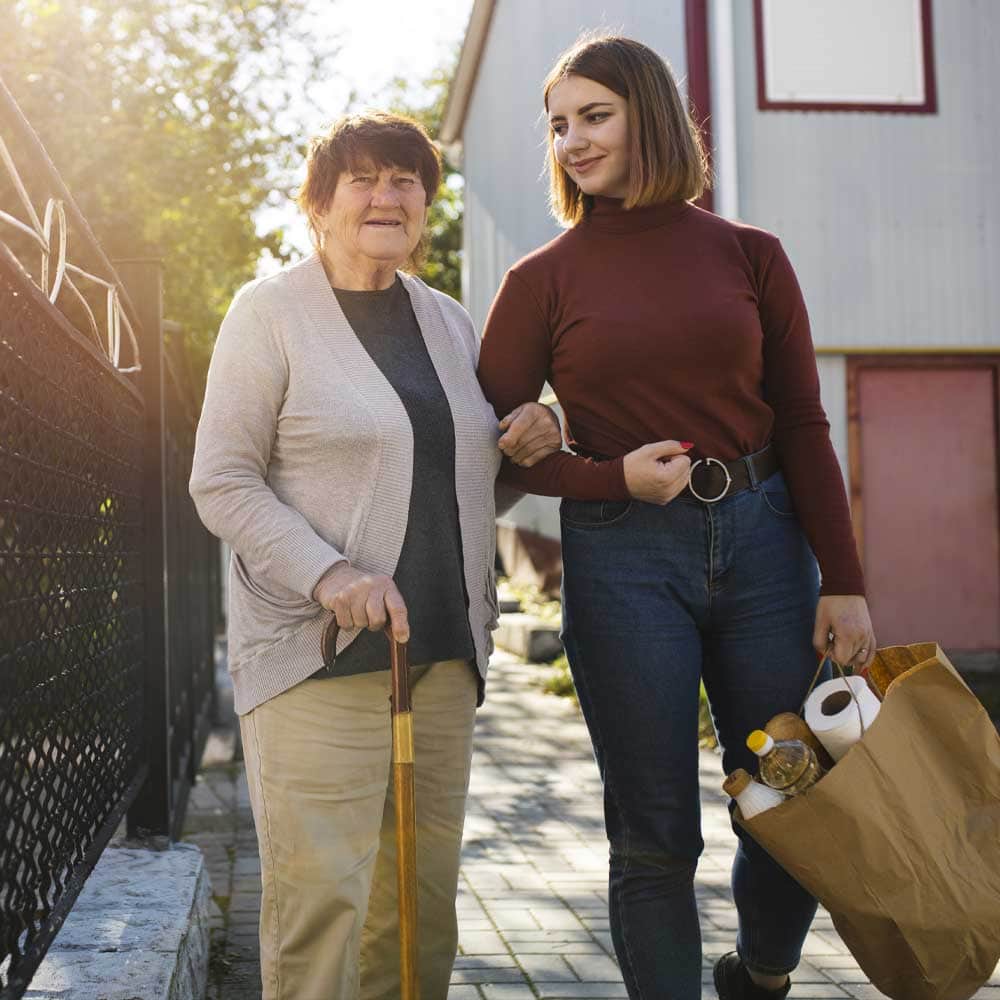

{"left": 321, "top": 618, "right": 418, "bottom": 996}
{"left": 394, "top": 756, "right": 419, "bottom": 1000}
{"left": 389, "top": 631, "right": 418, "bottom": 999}
{"left": 393, "top": 712, "right": 415, "bottom": 763}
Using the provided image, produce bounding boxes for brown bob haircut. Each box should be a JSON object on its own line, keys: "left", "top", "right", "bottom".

{"left": 543, "top": 35, "right": 709, "bottom": 226}
{"left": 297, "top": 111, "right": 442, "bottom": 267}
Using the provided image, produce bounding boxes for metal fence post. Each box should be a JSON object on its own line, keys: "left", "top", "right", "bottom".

{"left": 117, "top": 257, "right": 172, "bottom": 839}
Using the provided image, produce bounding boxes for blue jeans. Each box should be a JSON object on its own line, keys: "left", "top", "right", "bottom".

{"left": 560, "top": 470, "right": 824, "bottom": 1000}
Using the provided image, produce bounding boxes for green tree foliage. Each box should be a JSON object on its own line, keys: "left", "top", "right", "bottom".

{"left": 382, "top": 65, "right": 463, "bottom": 302}
{"left": 1, "top": 0, "right": 331, "bottom": 371}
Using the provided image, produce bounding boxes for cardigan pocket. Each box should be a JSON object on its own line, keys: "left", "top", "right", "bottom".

{"left": 227, "top": 559, "right": 324, "bottom": 673}
{"left": 233, "top": 553, "right": 317, "bottom": 610}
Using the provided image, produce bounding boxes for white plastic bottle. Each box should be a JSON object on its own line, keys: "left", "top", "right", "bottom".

{"left": 722, "top": 768, "right": 786, "bottom": 819}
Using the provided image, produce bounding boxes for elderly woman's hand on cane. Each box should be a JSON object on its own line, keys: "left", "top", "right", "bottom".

{"left": 314, "top": 562, "right": 411, "bottom": 643}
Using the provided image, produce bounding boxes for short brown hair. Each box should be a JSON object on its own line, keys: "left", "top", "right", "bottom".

{"left": 543, "top": 35, "right": 709, "bottom": 226}
{"left": 297, "top": 111, "right": 442, "bottom": 264}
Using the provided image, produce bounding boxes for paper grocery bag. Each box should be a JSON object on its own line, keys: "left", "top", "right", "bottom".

{"left": 738, "top": 643, "right": 1000, "bottom": 1000}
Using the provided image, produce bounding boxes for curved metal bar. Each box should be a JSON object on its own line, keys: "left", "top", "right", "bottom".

{"left": 42, "top": 198, "right": 67, "bottom": 303}
{"left": 63, "top": 263, "right": 135, "bottom": 365}
{"left": 64, "top": 261, "right": 116, "bottom": 290}
{"left": 63, "top": 274, "right": 105, "bottom": 351}
{"left": 0, "top": 208, "right": 47, "bottom": 246}
{"left": 0, "top": 77, "right": 142, "bottom": 371}
{"left": 120, "top": 310, "right": 140, "bottom": 369}
{"left": 107, "top": 286, "right": 121, "bottom": 367}
{"left": 0, "top": 133, "right": 44, "bottom": 234}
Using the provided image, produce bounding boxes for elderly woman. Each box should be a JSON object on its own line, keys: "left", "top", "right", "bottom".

{"left": 190, "top": 111, "right": 559, "bottom": 1000}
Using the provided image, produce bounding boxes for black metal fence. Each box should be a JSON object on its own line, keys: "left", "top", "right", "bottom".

{"left": 0, "top": 80, "right": 219, "bottom": 999}
{"left": 161, "top": 319, "right": 220, "bottom": 839}
{"left": 0, "top": 246, "right": 147, "bottom": 997}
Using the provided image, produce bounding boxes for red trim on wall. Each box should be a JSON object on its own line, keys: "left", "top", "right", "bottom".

{"left": 753, "top": 0, "right": 938, "bottom": 115}
{"left": 919, "top": 0, "right": 938, "bottom": 114}
{"left": 684, "top": 0, "right": 714, "bottom": 213}
{"left": 753, "top": 0, "right": 769, "bottom": 113}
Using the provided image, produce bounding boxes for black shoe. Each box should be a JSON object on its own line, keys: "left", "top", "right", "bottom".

{"left": 713, "top": 952, "right": 791, "bottom": 1000}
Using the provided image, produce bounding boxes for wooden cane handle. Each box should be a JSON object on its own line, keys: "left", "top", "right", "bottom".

{"left": 320, "top": 617, "right": 412, "bottom": 713}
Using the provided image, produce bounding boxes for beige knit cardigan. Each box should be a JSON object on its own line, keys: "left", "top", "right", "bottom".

{"left": 190, "top": 253, "right": 502, "bottom": 715}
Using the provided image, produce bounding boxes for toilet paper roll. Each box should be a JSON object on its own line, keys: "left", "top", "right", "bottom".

{"left": 803, "top": 675, "right": 881, "bottom": 762}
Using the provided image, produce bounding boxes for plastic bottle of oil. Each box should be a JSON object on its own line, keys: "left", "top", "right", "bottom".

{"left": 722, "top": 768, "right": 786, "bottom": 819}
{"left": 746, "top": 730, "right": 824, "bottom": 796}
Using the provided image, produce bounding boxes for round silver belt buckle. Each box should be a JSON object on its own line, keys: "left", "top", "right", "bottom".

{"left": 687, "top": 457, "right": 732, "bottom": 503}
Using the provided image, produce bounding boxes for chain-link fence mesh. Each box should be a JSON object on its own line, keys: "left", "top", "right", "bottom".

{"left": 0, "top": 252, "right": 146, "bottom": 996}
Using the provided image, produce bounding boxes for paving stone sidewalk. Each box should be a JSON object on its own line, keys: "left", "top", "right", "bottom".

{"left": 184, "top": 649, "right": 1000, "bottom": 1000}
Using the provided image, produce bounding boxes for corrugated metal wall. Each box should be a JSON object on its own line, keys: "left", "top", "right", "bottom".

{"left": 731, "top": 0, "right": 1000, "bottom": 353}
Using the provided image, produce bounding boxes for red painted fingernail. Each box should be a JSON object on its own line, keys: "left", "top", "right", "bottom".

{"left": 680, "top": 441, "right": 694, "bottom": 449}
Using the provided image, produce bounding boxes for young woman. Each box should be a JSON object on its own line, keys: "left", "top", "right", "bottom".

{"left": 477, "top": 36, "right": 876, "bottom": 1000}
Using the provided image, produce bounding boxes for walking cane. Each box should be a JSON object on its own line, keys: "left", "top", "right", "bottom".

{"left": 321, "top": 617, "right": 420, "bottom": 1000}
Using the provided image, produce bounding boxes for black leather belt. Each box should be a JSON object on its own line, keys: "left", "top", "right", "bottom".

{"left": 573, "top": 443, "right": 779, "bottom": 504}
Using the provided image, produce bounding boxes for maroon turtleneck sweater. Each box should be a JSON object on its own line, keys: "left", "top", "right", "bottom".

{"left": 477, "top": 197, "right": 865, "bottom": 596}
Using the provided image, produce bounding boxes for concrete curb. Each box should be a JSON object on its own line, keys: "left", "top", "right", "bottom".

{"left": 493, "top": 612, "right": 562, "bottom": 662}
{"left": 25, "top": 842, "right": 211, "bottom": 1000}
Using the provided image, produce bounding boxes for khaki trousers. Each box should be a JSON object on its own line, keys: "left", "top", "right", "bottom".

{"left": 239, "top": 659, "right": 477, "bottom": 1000}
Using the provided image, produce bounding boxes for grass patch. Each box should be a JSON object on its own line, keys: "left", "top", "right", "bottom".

{"left": 698, "top": 682, "right": 717, "bottom": 749}
{"left": 543, "top": 653, "right": 577, "bottom": 702}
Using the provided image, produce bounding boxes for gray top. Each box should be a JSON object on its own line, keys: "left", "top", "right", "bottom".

{"left": 189, "top": 255, "right": 502, "bottom": 715}
{"left": 328, "top": 278, "right": 475, "bottom": 676}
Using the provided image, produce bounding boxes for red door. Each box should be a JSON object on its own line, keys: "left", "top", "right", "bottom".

{"left": 853, "top": 363, "right": 1000, "bottom": 652}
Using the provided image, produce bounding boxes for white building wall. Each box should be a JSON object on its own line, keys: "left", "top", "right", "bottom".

{"left": 729, "top": 0, "right": 1000, "bottom": 353}
{"left": 816, "top": 354, "right": 849, "bottom": 488}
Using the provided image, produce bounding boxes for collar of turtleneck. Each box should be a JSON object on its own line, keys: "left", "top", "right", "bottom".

{"left": 583, "top": 195, "right": 692, "bottom": 235}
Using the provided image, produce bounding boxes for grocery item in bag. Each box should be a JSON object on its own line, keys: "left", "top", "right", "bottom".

{"left": 764, "top": 711, "right": 835, "bottom": 770}
{"left": 723, "top": 768, "right": 785, "bottom": 819}
{"left": 803, "top": 675, "right": 881, "bottom": 762}
{"left": 738, "top": 644, "right": 1000, "bottom": 1000}
{"left": 746, "top": 731, "right": 824, "bottom": 795}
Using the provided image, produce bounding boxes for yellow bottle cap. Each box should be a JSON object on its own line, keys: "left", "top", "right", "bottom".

{"left": 746, "top": 730, "right": 771, "bottom": 755}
